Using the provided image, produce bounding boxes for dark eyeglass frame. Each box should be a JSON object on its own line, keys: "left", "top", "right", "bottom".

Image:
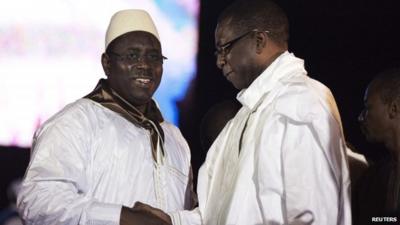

{"left": 107, "top": 51, "right": 168, "bottom": 64}
{"left": 214, "top": 29, "right": 269, "bottom": 57}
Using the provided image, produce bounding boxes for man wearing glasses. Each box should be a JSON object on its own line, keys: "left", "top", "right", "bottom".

{"left": 147, "top": 0, "right": 351, "bottom": 224}
{"left": 17, "top": 9, "right": 194, "bottom": 225}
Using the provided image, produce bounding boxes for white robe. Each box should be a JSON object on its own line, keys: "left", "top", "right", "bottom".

{"left": 17, "top": 98, "right": 193, "bottom": 225}
{"left": 170, "top": 52, "right": 351, "bottom": 225}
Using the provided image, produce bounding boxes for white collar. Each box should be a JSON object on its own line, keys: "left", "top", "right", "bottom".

{"left": 237, "top": 51, "right": 306, "bottom": 110}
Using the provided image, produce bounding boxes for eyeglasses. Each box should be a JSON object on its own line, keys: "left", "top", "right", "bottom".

{"left": 214, "top": 29, "right": 269, "bottom": 57}
{"left": 107, "top": 51, "right": 168, "bottom": 64}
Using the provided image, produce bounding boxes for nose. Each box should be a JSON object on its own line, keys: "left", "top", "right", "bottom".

{"left": 216, "top": 53, "right": 226, "bottom": 69}
{"left": 358, "top": 110, "right": 365, "bottom": 123}
{"left": 129, "top": 60, "right": 151, "bottom": 75}
{"left": 134, "top": 57, "right": 150, "bottom": 69}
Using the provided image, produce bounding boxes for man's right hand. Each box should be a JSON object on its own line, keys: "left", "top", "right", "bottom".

{"left": 132, "top": 202, "right": 172, "bottom": 224}
{"left": 120, "top": 206, "right": 171, "bottom": 225}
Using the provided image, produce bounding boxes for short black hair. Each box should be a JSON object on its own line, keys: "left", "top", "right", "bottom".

{"left": 217, "top": 0, "right": 289, "bottom": 45}
{"left": 372, "top": 67, "right": 400, "bottom": 105}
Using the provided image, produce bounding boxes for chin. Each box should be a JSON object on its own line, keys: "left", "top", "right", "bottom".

{"left": 365, "top": 135, "right": 380, "bottom": 143}
{"left": 231, "top": 82, "right": 245, "bottom": 90}
{"left": 134, "top": 97, "right": 152, "bottom": 106}
{"left": 124, "top": 94, "right": 151, "bottom": 107}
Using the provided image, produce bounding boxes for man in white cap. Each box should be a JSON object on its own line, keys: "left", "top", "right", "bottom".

{"left": 17, "top": 9, "right": 194, "bottom": 225}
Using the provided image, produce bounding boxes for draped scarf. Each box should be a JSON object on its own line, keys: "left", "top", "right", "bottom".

{"left": 84, "top": 79, "right": 165, "bottom": 162}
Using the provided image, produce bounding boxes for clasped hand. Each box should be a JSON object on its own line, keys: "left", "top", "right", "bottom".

{"left": 120, "top": 201, "right": 172, "bottom": 225}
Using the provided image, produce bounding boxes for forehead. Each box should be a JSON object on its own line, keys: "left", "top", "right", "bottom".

{"left": 215, "top": 19, "right": 236, "bottom": 45}
{"left": 365, "top": 84, "right": 383, "bottom": 104}
{"left": 108, "top": 31, "right": 161, "bottom": 52}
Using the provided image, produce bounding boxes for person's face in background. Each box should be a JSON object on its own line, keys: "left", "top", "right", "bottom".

{"left": 102, "top": 31, "right": 164, "bottom": 111}
{"left": 214, "top": 20, "right": 264, "bottom": 90}
{"left": 358, "top": 83, "right": 392, "bottom": 144}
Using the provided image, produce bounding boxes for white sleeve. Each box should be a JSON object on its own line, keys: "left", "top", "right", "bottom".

{"left": 168, "top": 164, "right": 206, "bottom": 225}
{"left": 169, "top": 208, "right": 202, "bottom": 225}
{"left": 167, "top": 120, "right": 236, "bottom": 225}
{"left": 17, "top": 116, "right": 122, "bottom": 225}
{"left": 255, "top": 112, "right": 349, "bottom": 225}
{"left": 168, "top": 156, "right": 211, "bottom": 225}
{"left": 169, "top": 124, "right": 198, "bottom": 210}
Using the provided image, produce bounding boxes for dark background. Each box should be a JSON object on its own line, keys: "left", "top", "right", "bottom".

{"left": 1, "top": 0, "right": 400, "bottom": 211}
{"left": 178, "top": 0, "right": 400, "bottom": 181}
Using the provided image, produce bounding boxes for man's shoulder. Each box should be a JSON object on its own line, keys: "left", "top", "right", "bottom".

{"left": 161, "top": 121, "right": 185, "bottom": 137}
{"left": 272, "top": 76, "right": 337, "bottom": 122}
{"left": 279, "top": 75, "right": 331, "bottom": 99}
{"left": 37, "top": 99, "right": 110, "bottom": 132}
{"left": 47, "top": 99, "right": 98, "bottom": 119}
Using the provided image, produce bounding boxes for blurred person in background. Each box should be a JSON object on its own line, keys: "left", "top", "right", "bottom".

{"left": 355, "top": 67, "right": 400, "bottom": 224}
{"left": 199, "top": 99, "right": 241, "bottom": 151}
{"left": 0, "top": 179, "right": 22, "bottom": 225}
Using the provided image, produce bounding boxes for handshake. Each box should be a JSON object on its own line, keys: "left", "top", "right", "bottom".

{"left": 120, "top": 202, "right": 172, "bottom": 225}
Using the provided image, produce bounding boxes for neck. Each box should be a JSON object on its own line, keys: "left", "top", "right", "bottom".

{"left": 258, "top": 50, "right": 285, "bottom": 75}
{"left": 134, "top": 103, "right": 147, "bottom": 114}
{"left": 109, "top": 87, "right": 147, "bottom": 114}
{"left": 385, "top": 128, "right": 400, "bottom": 162}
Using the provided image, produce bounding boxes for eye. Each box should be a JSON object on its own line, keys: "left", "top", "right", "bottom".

{"left": 221, "top": 42, "right": 232, "bottom": 52}
{"left": 215, "top": 43, "right": 232, "bottom": 56}
{"left": 214, "top": 48, "right": 223, "bottom": 56}
{"left": 147, "top": 53, "right": 161, "bottom": 61}
{"left": 126, "top": 52, "right": 139, "bottom": 61}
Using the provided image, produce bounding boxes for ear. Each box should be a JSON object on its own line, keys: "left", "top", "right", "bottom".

{"left": 388, "top": 100, "right": 400, "bottom": 119}
{"left": 101, "top": 53, "right": 110, "bottom": 77}
{"left": 255, "top": 31, "right": 268, "bottom": 54}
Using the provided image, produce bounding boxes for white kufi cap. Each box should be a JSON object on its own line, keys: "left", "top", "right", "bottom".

{"left": 105, "top": 9, "right": 160, "bottom": 49}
